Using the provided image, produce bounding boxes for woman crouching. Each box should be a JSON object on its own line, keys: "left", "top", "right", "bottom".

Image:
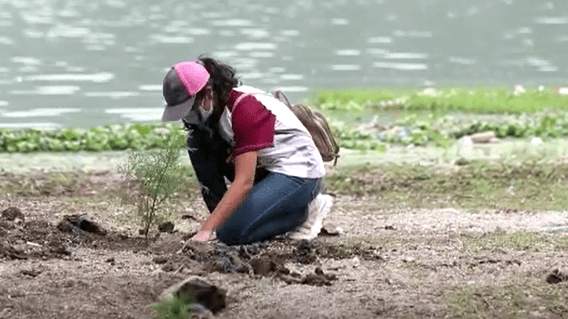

{"left": 161, "top": 56, "right": 332, "bottom": 245}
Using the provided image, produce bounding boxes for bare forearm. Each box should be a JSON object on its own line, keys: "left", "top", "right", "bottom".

{"left": 200, "top": 180, "right": 252, "bottom": 231}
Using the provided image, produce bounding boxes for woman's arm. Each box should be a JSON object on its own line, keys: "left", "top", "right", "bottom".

{"left": 191, "top": 150, "right": 258, "bottom": 241}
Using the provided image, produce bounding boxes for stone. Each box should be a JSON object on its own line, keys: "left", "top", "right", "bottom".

{"left": 153, "top": 256, "right": 169, "bottom": 264}
{"left": 469, "top": 131, "right": 497, "bottom": 144}
{"left": 1, "top": 207, "right": 24, "bottom": 222}
{"left": 321, "top": 222, "right": 343, "bottom": 236}
{"left": 158, "top": 221, "right": 175, "bottom": 233}
{"left": 56, "top": 214, "right": 107, "bottom": 235}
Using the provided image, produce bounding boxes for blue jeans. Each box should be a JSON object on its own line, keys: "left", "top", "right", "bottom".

{"left": 185, "top": 120, "right": 322, "bottom": 245}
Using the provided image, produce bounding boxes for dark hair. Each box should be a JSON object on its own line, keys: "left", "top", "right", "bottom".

{"left": 196, "top": 55, "right": 240, "bottom": 129}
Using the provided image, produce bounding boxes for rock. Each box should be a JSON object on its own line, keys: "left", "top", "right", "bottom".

{"left": 153, "top": 256, "right": 169, "bottom": 264}
{"left": 469, "top": 131, "right": 497, "bottom": 144}
{"left": 1, "top": 207, "right": 24, "bottom": 222}
{"left": 56, "top": 215, "right": 107, "bottom": 235}
{"left": 455, "top": 158, "right": 470, "bottom": 166}
{"left": 157, "top": 276, "right": 226, "bottom": 315}
{"left": 554, "top": 87, "right": 568, "bottom": 95}
{"left": 158, "top": 221, "right": 175, "bottom": 233}
{"left": 321, "top": 223, "right": 343, "bottom": 236}
{"left": 531, "top": 137, "right": 543, "bottom": 145}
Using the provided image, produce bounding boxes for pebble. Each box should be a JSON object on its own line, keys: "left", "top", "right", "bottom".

{"left": 351, "top": 256, "right": 360, "bottom": 268}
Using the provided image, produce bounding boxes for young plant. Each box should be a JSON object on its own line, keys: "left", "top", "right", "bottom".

{"left": 151, "top": 292, "right": 195, "bottom": 319}
{"left": 119, "top": 129, "right": 189, "bottom": 238}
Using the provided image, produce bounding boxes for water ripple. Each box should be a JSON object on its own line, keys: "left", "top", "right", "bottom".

{"left": 373, "top": 62, "right": 428, "bottom": 70}
{"left": 449, "top": 57, "right": 476, "bottom": 65}
{"left": 24, "top": 73, "right": 115, "bottom": 83}
{"left": 280, "top": 74, "right": 303, "bottom": 81}
{"left": 2, "top": 108, "right": 81, "bottom": 118}
{"left": 150, "top": 34, "right": 194, "bottom": 44}
{"left": 211, "top": 19, "right": 254, "bottom": 27}
{"left": 535, "top": 17, "right": 568, "bottom": 25}
{"left": 331, "top": 64, "right": 361, "bottom": 71}
{"left": 0, "top": 36, "right": 14, "bottom": 45}
{"left": 0, "top": 122, "right": 62, "bottom": 129}
{"left": 393, "top": 30, "right": 433, "bottom": 38}
{"left": 335, "top": 50, "right": 361, "bottom": 56}
{"left": 271, "top": 86, "right": 308, "bottom": 93}
{"left": 234, "top": 42, "right": 277, "bottom": 50}
{"left": 331, "top": 18, "right": 349, "bottom": 25}
{"left": 85, "top": 92, "right": 140, "bottom": 98}
{"left": 367, "top": 37, "right": 392, "bottom": 44}
{"left": 139, "top": 85, "right": 161, "bottom": 91}
{"left": 384, "top": 52, "right": 428, "bottom": 59}
{"left": 104, "top": 108, "right": 163, "bottom": 121}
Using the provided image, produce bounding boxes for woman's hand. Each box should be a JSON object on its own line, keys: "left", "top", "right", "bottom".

{"left": 191, "top": 230, "right": 212, "bottom": 242}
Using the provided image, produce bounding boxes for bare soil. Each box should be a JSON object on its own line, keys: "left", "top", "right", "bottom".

{"left": 1, "top": 169, "right": 568, "bottom": 319}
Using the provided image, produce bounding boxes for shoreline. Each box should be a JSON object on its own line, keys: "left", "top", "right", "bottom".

{"left": 1, "top": 137, "right": 566, "bottom": 174}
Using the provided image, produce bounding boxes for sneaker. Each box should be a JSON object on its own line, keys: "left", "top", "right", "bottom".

{"left": 288, "top": 194, "right": 333, "bottom": 240}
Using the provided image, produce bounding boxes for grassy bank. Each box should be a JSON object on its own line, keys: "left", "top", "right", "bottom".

{"left": 2, "top": 157, "right": 566, "bottom": 213}
{"left": 326, "top": 160, "right": 568, "bottom": 211}
{"left": 313, "top": 87, "right": 568, "bottom": 114}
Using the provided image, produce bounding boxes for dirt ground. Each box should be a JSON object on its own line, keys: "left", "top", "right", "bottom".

{"left": 1, "top": 169, "right": 568, "bottom": 319}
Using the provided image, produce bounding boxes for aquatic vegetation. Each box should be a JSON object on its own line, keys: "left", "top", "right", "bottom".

{"left": 314, "top": 87, "right": 568, "bottom": 114}
{"left": 0, "top": 122, "right": 184, "bottom": 153}
{"left": 3, "top": 85, "right": 566, "bottom": 154}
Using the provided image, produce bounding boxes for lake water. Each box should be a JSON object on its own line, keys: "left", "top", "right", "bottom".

{"left": 0, "top": 0, "right": 567, "bottom": 129}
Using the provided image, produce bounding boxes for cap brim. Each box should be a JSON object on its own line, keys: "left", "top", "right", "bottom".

{"left": 161, "top": 96, "right": 196, "bottom": 122}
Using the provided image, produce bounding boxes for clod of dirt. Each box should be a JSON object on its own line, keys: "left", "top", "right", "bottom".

{"left": 546, "top": 268, "right": 568, "bottom": 284}
{"left": 56, "top": 214, "right": 107, "bottom": 235}
{"left": 249, "top": 256, "right": 276, "bottom": 275}
{"left": 158, "top": 276, "right": 227, "bottom": 315}
{"left": 20, "top": 266, "right": 44, "bottom": 277}
{"left": 296, "top": 239, "right": 316, "bottom": 264}
{"left": 278, "top": 267, "right": 338, "bottom": 286}
{"left": 158, "top": 221, "right": 175, "bottom": 233}
{"left": 153, "top": 256, "right": 169, "bottom": 264}
{"left": 301, "top": 267, "right": 337, "bottom": 286}
{"left": 49, "top": 242, "right": 71, "bottom": 256}
{"left": 1, "top": 207, "right": 25, "bottom": 222}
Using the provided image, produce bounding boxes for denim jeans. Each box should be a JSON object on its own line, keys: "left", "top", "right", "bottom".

{"left": 185, "top": 119, "right": 322, "bottom": 245}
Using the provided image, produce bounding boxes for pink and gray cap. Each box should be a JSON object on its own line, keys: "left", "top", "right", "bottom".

{"left": 161, "top": 61, "right": 210, "bottom": 122}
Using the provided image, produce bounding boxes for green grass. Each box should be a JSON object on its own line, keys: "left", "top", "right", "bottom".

{"left": 325, "top": 160, "right": 568, "bottom": 210}
{"left": 151, "top": 292, "right": 195, "bottom": 319}
{"left": 457, "top": 232, "right": 568, "bottom": 253}
{"left": 313, "top": 87, "right": 568, "bottom": 114}
{"left": 440, "top": 278, "right": 568, "bottom": 319}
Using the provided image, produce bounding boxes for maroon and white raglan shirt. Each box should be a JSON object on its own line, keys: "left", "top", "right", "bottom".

{"left": 214, "top": 86, "right": 325, "bottom": 179}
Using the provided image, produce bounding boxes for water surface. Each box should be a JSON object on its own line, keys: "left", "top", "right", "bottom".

{"left": 0, "top": 0, "right": 567, "bottom": 128}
